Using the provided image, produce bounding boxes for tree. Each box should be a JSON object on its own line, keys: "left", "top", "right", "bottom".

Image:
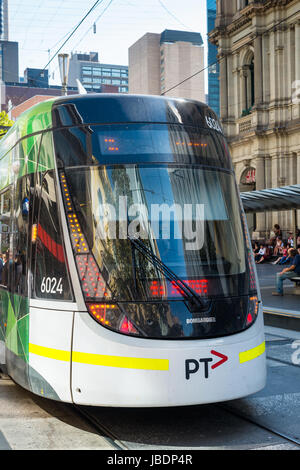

{"left": 0, "top": 111, "right": 14, "bottom": 139}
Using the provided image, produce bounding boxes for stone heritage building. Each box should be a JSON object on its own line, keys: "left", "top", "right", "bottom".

{"left": 209, "top": 0, "right": 300, "bottom": 237}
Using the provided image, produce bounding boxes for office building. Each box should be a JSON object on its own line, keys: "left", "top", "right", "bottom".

{"left": 129, "top": 29, "right": 205, "bottom": 102}
{"left": 24, "top": 68, "right": 49, "bottom": 88}
{"left": 0, "top": 40, "right": 19, "bottom": 82}
{"left": 68, "top": 51, "right": 128, "bottom": 93}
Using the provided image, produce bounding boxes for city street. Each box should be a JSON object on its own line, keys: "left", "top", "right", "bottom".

{"left": 0, "top": 323, "right": 299, "bottom": 451}
{"left": 0, "top": 0, "right": 299, "bottom": 454}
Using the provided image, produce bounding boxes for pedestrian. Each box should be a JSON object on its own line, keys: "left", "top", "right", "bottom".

{"left": 287, "top": 233, "right": 294, "bottom": 247}
{"left": 272, "top": 248, "right": 300, "bottom": 296}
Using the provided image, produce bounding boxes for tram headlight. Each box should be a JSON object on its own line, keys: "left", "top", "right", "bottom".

{"left": 87, "top": 303, "right": 141, "bottom": 337}
{"left": 247, "top": 296, "right": 259, "bottom": 326}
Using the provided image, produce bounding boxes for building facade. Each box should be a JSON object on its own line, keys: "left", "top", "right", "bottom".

{"left": 5, "top": 82, "right": 120, "bottom": 120}
{"left": 68, "top": 52, "right": 128, "bottom": 93}
{"left": 207, "top": 0, "right": 220, "bottom": 115}
{"left": 209, "top": 0, "right": 300, "bottom": 237}
{"left": 24, "top": 68, "right": 49, "bottom": 88}
{"left": 0, "top": 40, "right": 19, "bottom": 83}
{"left": 129, "top": 29, "right": 205, "bottom": 102}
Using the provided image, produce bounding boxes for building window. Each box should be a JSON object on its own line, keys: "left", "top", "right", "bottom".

{"left": 241, "top": 52, "right": 255, "bottom": 115}
{"left": 237, "top": 0, "right": 249, "bottom": 9}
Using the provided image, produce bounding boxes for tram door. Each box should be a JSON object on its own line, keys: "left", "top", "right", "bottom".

{"left": 29, "top": 167, "right": 74, "bottom": 401}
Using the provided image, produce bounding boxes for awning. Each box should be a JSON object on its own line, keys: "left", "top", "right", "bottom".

{"left": 240, "top": 185, "right": 300, "bottom": 214}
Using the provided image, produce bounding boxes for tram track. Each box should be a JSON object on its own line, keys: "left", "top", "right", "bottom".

{"left": 73, "top": 405, "right": 129, "bottom": 450}
{"left": 217, "top": 402, "right": 300, "bottom": 448}
{"left": 74, "top": 399, "right": 300, "bottom": 450}
{"left": 69, "top": 331, "right": 300, "bottom": 450}
{"left": 218, "top": 339, "right": 300, "bottom": 449}
{"left": 73, "top": 385, "right": 300, "bottom": 451}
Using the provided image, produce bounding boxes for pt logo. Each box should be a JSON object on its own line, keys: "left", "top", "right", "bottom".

{"left": 185, "top": 350, "right": 228, "bottom": 380}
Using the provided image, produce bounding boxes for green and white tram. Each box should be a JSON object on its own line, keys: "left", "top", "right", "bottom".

{"left": 0, "top": 95, "right": 266, "bottom": 406}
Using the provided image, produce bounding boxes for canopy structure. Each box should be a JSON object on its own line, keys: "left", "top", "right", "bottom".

{"left": 240, "top": 185, "right": 300, "bottom": 214}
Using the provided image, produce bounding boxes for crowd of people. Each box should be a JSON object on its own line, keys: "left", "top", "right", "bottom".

{"left": 252, "top": 224, "right": 300, "bottom": 296}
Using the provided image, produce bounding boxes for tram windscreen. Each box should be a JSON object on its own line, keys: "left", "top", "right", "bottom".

{"left": 64, "top": 164, "right": 248, "bottom": 301}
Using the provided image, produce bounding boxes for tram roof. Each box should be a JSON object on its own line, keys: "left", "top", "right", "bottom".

{"left": 240, "top": 185, "right": 300, "bottom": 213}
{"left": 1, "top": 94, "right": 223, "bottom": 151}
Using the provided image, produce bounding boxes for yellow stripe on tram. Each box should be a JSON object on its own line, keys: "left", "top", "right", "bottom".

{"left": 29, "top": 343, "right": 169, "bottom": 371}
{"left": 72, "top": 352, "right": 169, "bottom": 370}
{"left": 239, "top": 341, "right": 266, "bottom": 364}
{"left": 29, "top": 343, "right": 71, "bottom": 362}
{"left": 72, "top": 351, "right": 169, "bottom": 371}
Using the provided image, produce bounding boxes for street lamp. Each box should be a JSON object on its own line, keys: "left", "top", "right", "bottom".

{"left": 58, "top": 53, "right": 70, "bottom": 96}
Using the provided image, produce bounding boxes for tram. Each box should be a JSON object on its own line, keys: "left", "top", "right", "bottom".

{"left": 0, "top": 94, "right": 266, "bottom": 406}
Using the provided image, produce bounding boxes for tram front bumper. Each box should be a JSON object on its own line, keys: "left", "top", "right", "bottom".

{"left": 70, "top": 310, "right": 267, "bottom": 407}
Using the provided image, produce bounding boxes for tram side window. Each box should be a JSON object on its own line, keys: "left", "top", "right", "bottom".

{"left": 34, "top": 171, "right": 73, "bottom": 300}
{"left": 0, "top": 188, "right": 12, "bottom": 290}
{"left": 14, "top": 175, "right": 33, "bottom": 296}
{"left": 53, "top": 127, "right": 93, "bottom": 168}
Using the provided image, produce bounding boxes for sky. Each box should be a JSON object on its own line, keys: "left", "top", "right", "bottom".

{"left": 9, "top": 0, "right": 208, "bottom": 88}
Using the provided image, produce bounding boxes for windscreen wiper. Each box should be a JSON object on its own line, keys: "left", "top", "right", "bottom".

{"left": 128, "top": 236, "right": 209, "bottom": 312}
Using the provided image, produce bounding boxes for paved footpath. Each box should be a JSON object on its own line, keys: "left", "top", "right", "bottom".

{"left": 0, "top": 373, "right": 114, "bottom": 450}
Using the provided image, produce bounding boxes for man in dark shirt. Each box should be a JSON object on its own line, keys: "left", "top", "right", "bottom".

{"left": 273, "top": 248, "right": 300, "bottom": 296}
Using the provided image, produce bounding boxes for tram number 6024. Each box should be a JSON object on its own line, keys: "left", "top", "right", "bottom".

{"left": 41, "top": 277, "right": 63, "bottom": 295}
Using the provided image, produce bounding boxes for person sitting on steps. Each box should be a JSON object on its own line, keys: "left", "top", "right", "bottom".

{"left": 272, "top": 248, "right": 300, "bottom": 296}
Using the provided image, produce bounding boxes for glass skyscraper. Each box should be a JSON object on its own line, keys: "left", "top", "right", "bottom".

{"left": 207, "top": 0, "right": 220, "bottom": 116}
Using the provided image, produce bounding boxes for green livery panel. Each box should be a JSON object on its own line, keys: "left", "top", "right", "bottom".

{"left": 0, "top": 98, "right": 58, "bottom": 396}
{"left": 0, "top": 98, "right": 55, "bottom": 189}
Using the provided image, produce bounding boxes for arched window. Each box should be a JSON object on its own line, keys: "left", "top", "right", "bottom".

{"left": 241, "top": 51, "right": 255, "bottom": 115}
{"left": 248, "top": 57, "right": 255, "bottom": 108}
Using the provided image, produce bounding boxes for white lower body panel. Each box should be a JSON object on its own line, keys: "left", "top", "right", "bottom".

{"left": 71, "top": 308, "right": 267, "bottom": 407}
{"left": 29, "top": 307, "right": 74, "bottom": 402}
